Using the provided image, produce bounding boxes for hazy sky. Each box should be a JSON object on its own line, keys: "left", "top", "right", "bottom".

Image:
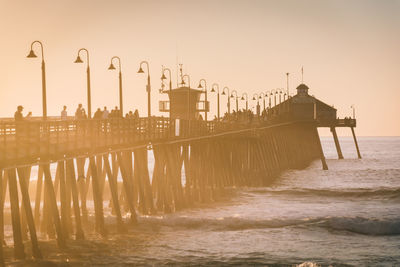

{"left": 1, "top": 0, "right": 399, "bottom": 136}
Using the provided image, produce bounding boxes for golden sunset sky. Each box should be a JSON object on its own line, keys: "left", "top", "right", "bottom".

{"left": 0, "top": 0, "right": 399, "bottom": 135}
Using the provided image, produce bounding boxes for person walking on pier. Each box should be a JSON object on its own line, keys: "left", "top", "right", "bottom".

{"left": 61, "top": 105, "right": 68, "bottom": 120}
{"left": 102, "top": 106, "right": 109, "bottom": 119}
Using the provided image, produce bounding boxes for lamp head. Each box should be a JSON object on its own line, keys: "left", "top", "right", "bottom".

{"left": 137, "top": 67, "right": 144, "bottom": 73}
{"left": 221, "top": 91, "right": 226, "bottom": 96}
{"left": 74, "top": 55, "right": 83, "bottom": 63}
{"left": 108, "top": 63, "right": 116, "bottom": 70}
{"left": 161, "top": 73, "right": 167, "bottom": 80}
{"left": 241, "top": 96, "right": 245, "bottom": 100}
{"left": 252, "top": 96, "right": 256, "bottom": 100}
{"left": 197, "top": 82, "right": 203, "bottom": 89}
{"left": 211, "top": 88, "right": 215, "bottom": 93}
{"left": 259, "top": 95, "right": 262, "bottom": 99}
{"left": 230, "top": 94, "right": 234, "bottom": 98}
{"left": 27, "top": 50, "right": 37, "bottom": 58}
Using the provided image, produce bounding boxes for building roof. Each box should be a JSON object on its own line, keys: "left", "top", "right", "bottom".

{"left": 167, "top": 87, "right": 203, "bottom": 95}
{"left": 296, "top": 83, "right": 309, "bottom": 90}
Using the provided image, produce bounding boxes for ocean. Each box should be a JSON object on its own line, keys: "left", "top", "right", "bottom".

{"left": 4, "top": 137, "right": 400, "bottom": 266}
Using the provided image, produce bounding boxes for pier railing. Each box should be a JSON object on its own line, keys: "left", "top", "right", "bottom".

{"left": 0, "top": 116, "right": 357, "bottom": 168}
{"left": 0, "top": 117, "right": 255, "bottom": 167}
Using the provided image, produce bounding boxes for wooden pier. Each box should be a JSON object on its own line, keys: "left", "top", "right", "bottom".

{"left": 0, "top": 82, "right": 361, "bottom": 264}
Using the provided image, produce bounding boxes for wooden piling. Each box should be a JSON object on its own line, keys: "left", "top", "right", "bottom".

{"left": 7, "top": 168, "right": 25, "bottom": 259}
{"left": 65, "top": 159, "right": 84, "bottom": 240}
{"left": 89, "top": 156, "right": 107, "bottom": 237}
{"left": 16, "top": 167, "right": 42, "bottom": 259}
{"left": 330, "top": 127, "right": 344, "bottom": 159}
{"left": 103, "top": 154, "right": 125, "bottom": 232}
{"left": 314, "top": 127, "right": 328, "bottom": 170}
{"left": 34, "top": 167, "right": 43, "bottom": 227}
{"left": 76, "top": 157, "right": 88, "bottom": 222}
{"left": 117, "top": 152, "right": 138, "bottom": 224}
{"left": 58, "top": 161, "right": 70, "bottom": 239}
{"left": 351, "top": 127, "right": 362, "bottom": 159}
{"left": 42, "top": 164, "right": 66, "bottom": 248}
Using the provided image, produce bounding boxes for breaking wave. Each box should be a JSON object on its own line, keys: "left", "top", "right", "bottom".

{"left": 137, "top": 215, "right": 400, "bottom": 236}
{"left": 247, "top": 187, "right": 400, "bottom": 199}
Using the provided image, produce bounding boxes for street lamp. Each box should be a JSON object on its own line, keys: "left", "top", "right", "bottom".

{"left": 211, "top": 83, "right": 220, "bottom": 121}
{"left": 252, "top": 93, "right": 260, "bottom": 116}
{"left": 259, "top": 92, "right": 266, "bottom": 112}
{"left": 161, "top": 67, "right": 172, "bottom": 118}
{"left": 231, "top": 90, "right": 239, "bottom": 112}
{"left": 286, "top": 72, "right": 290, "bottom": 97}
{"left": 182, "top": 74, "right": 190, "bottom": 120}
{"left": 197, "top": 79, "right": 208, "bottom": 121}
{"left": 271, "top": 89, "right": 278, "bottom": 107}
{"left": 27, "top": 40, "right": 47, "bottom": 119}
{"left": 138, "top": 61, "right": 151, "bottom": 117}
{"left": 241, "top": 93, "right": 248, "bottom": 111}
{"left": 266, "top": 90, "right": 271, "bottom": 108}
{"left": 351, "top": 105, "right": 355, "bottom": 119}
{"left": 221, "top": 87, "right": 230, "bottom": 115}
{"left": 279, "top": 88, "right": 284, "bottom": 104}
{"left": 108, "top": 56, "right": 123, "bottom": 116}
{"left": 74, "top": 48, "right": 92, "bottom": 118}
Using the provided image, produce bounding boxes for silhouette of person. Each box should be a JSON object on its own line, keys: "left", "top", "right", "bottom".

{"left": 61, "top": 105, "right": 67, "bottom": 120}
{"left": 75, "top": 104, "right": 83, "bottom": 120}
{"left": 94, "top": 108, "right": 103, "bottom": 119}
{"left": 14, "top": 105, "right": 31, "bottom": 121}
{"left": 102, "top": 106, "right": 109, "bottom": 119}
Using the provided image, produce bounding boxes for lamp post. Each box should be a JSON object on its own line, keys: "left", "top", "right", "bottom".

{"left": 74, "top": 48, "right": 92, "bottom": 119}
{"left": 351, "top": 105, "right": 355, "bottom": 119}
{"left": 138, "top": 61, "right": 151, "bottom": 117}
{"left": 266, "top": 90, "right": 271, "bottom": 109}
{"left": 27, "top": 40, "right": 47, "bottom": 119}
{"left": 211, "top": 83, "right": 220, "bottom": 121}
{"left": 259, "top": 92, "right": 266, "bottom": 112}
{"left": 230, "top": 90, "right": 239, "bottom": 112}
{"left": 279, "top": 89, "right": 284, "bottom": 104}
{"left": 252, "top": 93, "right": 260, "bottom": 116}
{"left": 241, "top": 93, "right": 248, "bottom": 111}
{"left": 268, "top": 90, "right": 273, "bottom": 108}
{"left": 272, "top": 89, "right": 278, "bottom": 106}
{"left": 108, "top": 56, "right": 123, "bottom": 116}
{"left": 182, "top": 74, "right": 191, "bottom": 120}
{"left": 197, "top": 79, "right": 208, "bottom": 121}
{"left": 286, "top": 72, "right": 290, "bottom": 97}
{"left": 222, "top": 87, "right": 230, "bottom": 115}
{"left": 161, "top": 67, "right": 172, "bottom": 118}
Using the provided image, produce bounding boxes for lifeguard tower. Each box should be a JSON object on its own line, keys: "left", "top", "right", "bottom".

{"left": 159, "top": 86, "right": 209, "bottom": 120}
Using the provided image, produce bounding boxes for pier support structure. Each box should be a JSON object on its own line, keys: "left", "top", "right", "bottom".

{"left": 351, "top": 127, "right": 362, "bottom": 159}
{"left": 330, "top": 127, "right": 344, "bottom": 159}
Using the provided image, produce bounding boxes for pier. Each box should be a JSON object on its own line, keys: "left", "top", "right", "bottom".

{"left": 0, "top": 81, "right": 360, "bottom": 263}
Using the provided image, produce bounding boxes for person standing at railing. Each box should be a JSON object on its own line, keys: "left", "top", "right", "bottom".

{"left": 14, "top": 105, "right": 32, "bottom": 145}
{"left": 14, "top": 105, "right": 31, "bottom": 121}
{"left": 102, "top": 106, "right": 109, "bottom": 119}
{"left": 93, "top": 108, "right": 103, "bottom": 119}
{"left": 75, "top": 104, "right": 83, "bottom": 120}
{"left": 61, "top": 105, "right": 68, "bottom": 120}
{"left": 134, "top": 109, "right": 139, "bottom": 120}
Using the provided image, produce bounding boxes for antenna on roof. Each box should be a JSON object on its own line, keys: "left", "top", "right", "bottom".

{"left": 179, "top": 64, "right": 183, "bottom": 87}
{"left": 301, "top": 66, "right": 304, "bottom": 83}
